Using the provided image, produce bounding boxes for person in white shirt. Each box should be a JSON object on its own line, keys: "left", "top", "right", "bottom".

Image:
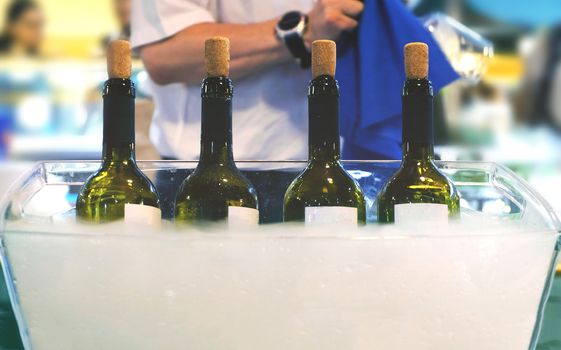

{"left": 131, "top": 0, "right": 363, "bottom": 160}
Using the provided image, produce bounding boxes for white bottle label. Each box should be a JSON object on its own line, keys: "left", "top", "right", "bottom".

{"left": 124, "top": 204, "right": 161, "bottom": 229}
{"left": 305, "top": 207, "right": 358, "bottom": 225}
{"left": 228, "top": 206, "right": 259, "bottom": 227}
{"left": 394, "top": 203, "right": 448, "bottom": 229}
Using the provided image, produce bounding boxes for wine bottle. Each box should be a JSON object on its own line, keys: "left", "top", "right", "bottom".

{"left": 76, "top": 40, "right": 161, "bottom": 226}
{"left": 174, "top": 37, "right": 259, "bottom": 226}
{"left": 377, "top": 42, "right": 460, "bottom": 225}
{"left": 283, "top": 40, "right": 366, "bottom": 225}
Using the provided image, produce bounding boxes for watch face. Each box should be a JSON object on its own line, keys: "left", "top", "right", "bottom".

{"left": 279, "top": 11, "right": 303, "bottom": 31}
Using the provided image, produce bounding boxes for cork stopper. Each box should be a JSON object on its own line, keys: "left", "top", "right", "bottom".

{"left": 205, "top": 37, "right": 230, "bottom": 77}
{"left": 404, "top": 42, "right": 429, "bottom": 79}
{"left": 107, "top": 40, "right": 131, "bottom": 79}
{"left": 312, "top": 40, "right": 336, "bottom": 78}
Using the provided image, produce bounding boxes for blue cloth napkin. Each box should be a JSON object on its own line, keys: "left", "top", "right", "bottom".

{"left": 336, "top": 0, "right": 459, "bottom": 160}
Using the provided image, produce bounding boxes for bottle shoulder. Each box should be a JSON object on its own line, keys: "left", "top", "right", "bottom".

{"left": 387, "top": 162, "right": 454, "bottom": 185}
{"left": 77, "top": 165, "right": 160, "bottom": 205}
{"left": 285, "top": 162, "right": 364, "bottom": 204}
{"left": 291, "top": 162, "right": 359, "bottom": 187}
{"left": 176, "top": 164, "right": 257, "bottom": 202}
{"left": 378, "top": 162, "right": 459, "bottom": 204}
{"left": 182, "top": 164, "right": 254, "bottom": 188}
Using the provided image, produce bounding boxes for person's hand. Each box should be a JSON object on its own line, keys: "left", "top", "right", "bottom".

{"left": 304, "top": 0, "right": 364, "bottom": 46}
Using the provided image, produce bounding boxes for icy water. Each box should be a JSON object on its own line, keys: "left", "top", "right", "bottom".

{"left": 2, "top": 222, "right": 559, "bottom": 350}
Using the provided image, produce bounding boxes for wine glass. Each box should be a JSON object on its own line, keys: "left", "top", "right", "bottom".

{"left": 422, "top": 13, "right": 494, "bottom": 83}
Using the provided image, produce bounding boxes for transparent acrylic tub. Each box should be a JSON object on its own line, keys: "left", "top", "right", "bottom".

{"left": 1, "top": 161, "right": 559, "bottom": 350}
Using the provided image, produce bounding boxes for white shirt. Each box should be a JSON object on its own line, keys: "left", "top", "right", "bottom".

{"left": 132, "top": 0, "right": 314, "bottom": 160}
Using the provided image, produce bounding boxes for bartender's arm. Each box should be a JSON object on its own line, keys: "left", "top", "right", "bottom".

{"left": 140, "top": 0, "right": 364, "bottom": 85}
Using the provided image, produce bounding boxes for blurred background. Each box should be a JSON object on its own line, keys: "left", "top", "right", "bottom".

{"left": 0, "top": 0, "right": 560, "bottom": 208}
{"left": 0, "top": 0, "right": 158, "bottom": 161}
{"left": 1, "top": 0, "right": 561, "bottom": 198}
{"left": 0, "top": 0, "right": 560, "bottom": 207}
{"left": 0, "top": 0, "right": 560, "bottom": 348}
{"left": 1, "top": 0, "right": 561, "bottom": 207}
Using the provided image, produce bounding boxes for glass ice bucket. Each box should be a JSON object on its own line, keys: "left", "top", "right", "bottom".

{"left": 1, "top": 161, "right": 559, "bottom": 350}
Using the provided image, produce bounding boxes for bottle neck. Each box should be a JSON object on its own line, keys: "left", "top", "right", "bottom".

{"left": 199, "top": 76, "right": 234, "bottom": 166}
{"left": 102, "top": 78, "right": 136, "bottom": 166}
{"left": 402, "top": 142, "right": 434, "bottom": 164}
{"left": 308, "top": 75, "right": 341, "bottom": 163}
{"left": 402, "top": 78, "right": 434, "bottom": 161}
{"left": 102, "top": 142, "right": 135, "bottom": 165}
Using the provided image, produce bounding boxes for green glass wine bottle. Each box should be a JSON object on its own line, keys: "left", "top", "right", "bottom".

{"left": 174, "top": 37, "right": 258, "bottom": 226}
{"left": 377, "top": 42, "right": 460, "bottom": 224}
{"left": 76, "top": 40, "right": 161, "bottom": 226}
{"left": 284, "top": 40, "right": 366, "bottom": 225}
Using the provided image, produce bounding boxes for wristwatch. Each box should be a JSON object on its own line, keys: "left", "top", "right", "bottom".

{"left": 275, "top": 11, "right": 311, "bottom": 69}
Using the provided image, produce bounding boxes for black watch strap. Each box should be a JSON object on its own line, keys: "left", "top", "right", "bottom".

{"left": 284, "top": 33, "right": 311, "bottom": 69}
